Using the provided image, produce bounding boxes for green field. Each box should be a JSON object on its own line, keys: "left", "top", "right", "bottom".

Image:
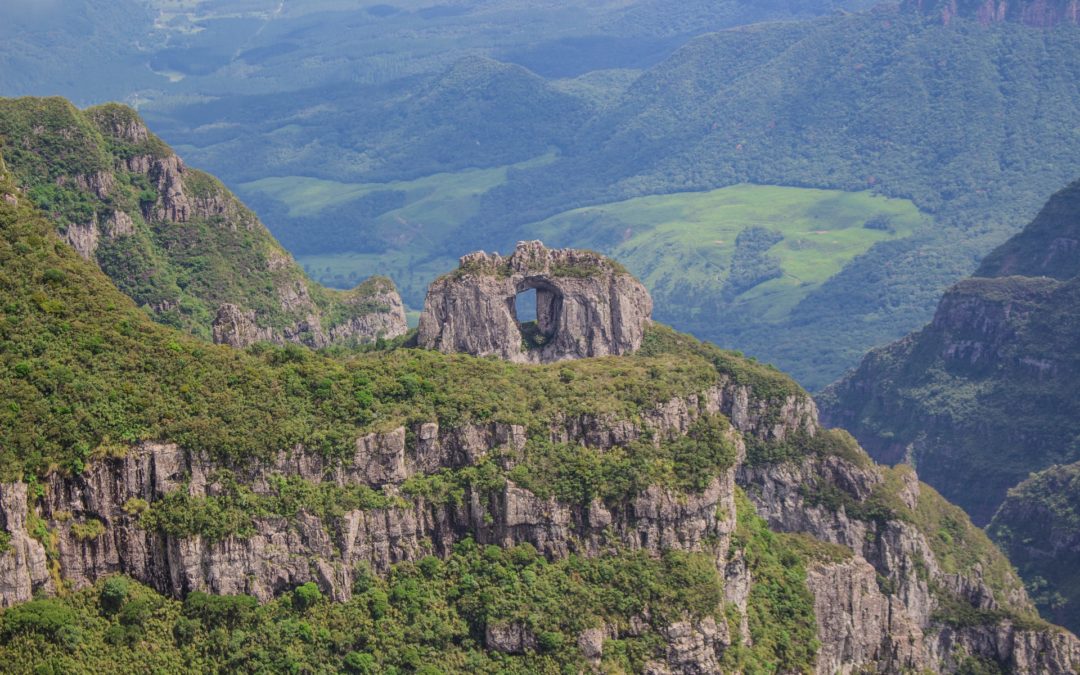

{"left": 240, "top": 154, "right": 558, "bottom": 303}
{"left": 535, "top": 184, "right": 927, "bottom": 322}
{"left": 265, "top": 180, "right": 926, "bottom": 338}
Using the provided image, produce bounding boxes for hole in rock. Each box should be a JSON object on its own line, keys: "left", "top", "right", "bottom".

{"left": 515, "top": 288, "right": 538, "bottom": 323}
{"left": 513, "top": 283, "right": 563, "bottom": 350}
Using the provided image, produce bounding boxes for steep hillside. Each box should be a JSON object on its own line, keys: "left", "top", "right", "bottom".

{"left": 976, "top": 177, "right": 1080, "bottom": 280}
{"left": 0, "top": 97, "right": 406, "bottom": 348}
{"left": 820, "top": 179, "right": 1080, "bottom": 628}
{"left": 820, "top": 180, "right": 1080, "bottom": 521}
{"left": 989, "top": 462, "right": 1080, "bottom": 632}
{"left": 0, "top": 164, "right": 1076, "bottom": 672}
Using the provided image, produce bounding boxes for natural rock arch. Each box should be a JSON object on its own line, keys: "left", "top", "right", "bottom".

{"left": 417, "top": 241, "right": 652, "bottom": 363}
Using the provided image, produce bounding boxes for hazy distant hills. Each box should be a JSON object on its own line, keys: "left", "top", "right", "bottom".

{"left": 902, "top": 0, "right": 1080, "bottom": 26}
{"left": 5, "top": 1, "right": 1080, "bottom": 389}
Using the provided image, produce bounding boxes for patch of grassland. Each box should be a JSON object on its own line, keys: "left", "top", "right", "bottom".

{"left": 535, "top": 184, "right": 927, "bottom": 323}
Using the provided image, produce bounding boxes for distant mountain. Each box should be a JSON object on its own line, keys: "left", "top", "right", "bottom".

{"left": 903, "top": 0, "right": 1080, "bottom": 26}
{"left": 0, "top": 97, "right": 406, "bottom": 347}
{"left": 820, "top": 178, "right": 1080, "bottom": 630}
{"left": 458, "top": 9, "right": 1080, "bottom": 387}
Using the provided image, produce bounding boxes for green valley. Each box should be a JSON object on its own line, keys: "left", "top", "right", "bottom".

{"left": 534, "top": 185, "right": 927, "bottom": 324}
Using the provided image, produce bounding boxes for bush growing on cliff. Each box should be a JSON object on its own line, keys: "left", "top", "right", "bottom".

{"left": 0, "top": 600, "right": 77, "bottom": 642}
{"left": 0, "top": 547, "right": 730, "bottom": 673}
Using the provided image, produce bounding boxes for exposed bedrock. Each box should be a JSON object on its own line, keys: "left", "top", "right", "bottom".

{"left": 418, "top": 240, "right": 653, "bottom": 363}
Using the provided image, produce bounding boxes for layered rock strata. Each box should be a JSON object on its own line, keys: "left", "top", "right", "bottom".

{"left": 1, "top": 376, "right": 1075, "bottom": 672}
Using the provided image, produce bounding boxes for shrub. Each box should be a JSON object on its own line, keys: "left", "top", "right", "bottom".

{"left": 0, "top": 600, "right": 77, "bottom": 640}
{"left": 182, "top": 592, "right": 257, "bottom": 630}
{"left": 100, "top": 577, "right": 131, "bottom": 615}
{"left": 70, "top": 519, "right": 106, "bottom": 541}
{"left": 172, "top": 616, "right": 199, "bottom": 646}
{"left": 343, "top": 651, "right": 378, "bottom": 674}
{"left": 122, "top": 498, "right": 148, "bottom": 516}
{"left": 292, "top": 582, "right": 323, "bottom": 612}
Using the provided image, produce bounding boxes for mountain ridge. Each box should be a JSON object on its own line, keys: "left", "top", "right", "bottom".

{"left": 1, "top": 152, "right": 1077, "bottom": 670}
{"left": 0, "top": 97, "right": 407, "bottom": 348}
{"left": 819, "top": 178, "right": 1080, "bottom": 632}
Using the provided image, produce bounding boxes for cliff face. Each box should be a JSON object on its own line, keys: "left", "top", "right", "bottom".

{"left": 821, "top": 275, "right": 1080, "bottom": 523}
{"left": 820, "top": 179, "right": 1080, "bottom": 633}
{"left": 2, "top": 160, "right": 1077, "bottom": 672}
{"left": 904, "top": 0, "right": 1080, "bottom": 26}
{"left": 0, "top": 97, "right": 407, "bottom": 348}
{"left": 418, "top": 241, "right": 653, "bottom": 363}
{"left": 2, "top": 378, "right": 1075, "bottom": 672}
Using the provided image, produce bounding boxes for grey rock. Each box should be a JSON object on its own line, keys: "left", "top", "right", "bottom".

{"left": 212, "top": 304, "right": 276, "bottom": 347}
{"left": 0, "top": 483, "right": 52, "bottom": 606}
{"left": 64, "top": 218, "right": 100, "bottom": 260}
{"left": 485, "top": 622, "right": 537, "bottom": 654}
{"left": 418, "top": 240, "right": 652, "bottom": 363}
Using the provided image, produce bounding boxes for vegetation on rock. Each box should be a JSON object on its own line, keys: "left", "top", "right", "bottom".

{"left": 0, "top": 97, "right": 403, "bottom": 347}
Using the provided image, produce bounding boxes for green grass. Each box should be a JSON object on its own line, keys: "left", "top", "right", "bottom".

{"left": 534, "top": 184, "right": 927, "bottom": 323}
{"left": 240, "top": 153, "right": 557, "bottom": 301}
{"left": 269, "top": 179, "right": 925, "bottom": 325}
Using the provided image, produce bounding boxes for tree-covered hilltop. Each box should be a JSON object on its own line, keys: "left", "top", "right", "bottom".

{"left": 0, "top": 97, "right": 406, "bottom": 348}
{"left": 0, "top": 152, "right": 1069, "bottom": 673}
{"left": 820, "top": 178, "right": 1080, "bottom": 631}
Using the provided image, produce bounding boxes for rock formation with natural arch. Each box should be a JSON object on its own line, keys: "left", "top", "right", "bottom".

{"left": 417, "top": 241, "right": 653, "bottom": 363}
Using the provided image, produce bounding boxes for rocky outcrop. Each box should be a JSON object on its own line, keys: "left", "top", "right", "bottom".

{"left": 212, "top": 277, "right": 409, "bottom": 349}
{"left": 0, "top": 484, "right": 52, "bottom": 607}
{"left": 806, "top": 557, "right": 925, "bottom": 674}
{"left": 328, "top": 281, "right": 409, "bottom": 345}
{"left": 64, "top": 218, "right": 100, "bottom": 260}
{"left": 211, "top": 304, "right": 277, "bottom": 347}
{"left": 418, "top": 241, "right": 652, "bottom": 363}
{"left": 737, "top": 454, "right": 1080, "bottom": 673}
{"left": 21, "top": 437, "right": 735, "bottom": 603}
{"left": 905, "top": 0, "right": 1080, "bottom": 26}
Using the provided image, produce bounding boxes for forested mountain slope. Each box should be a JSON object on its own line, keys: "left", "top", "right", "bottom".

{"left": 0, "top": 154, "right": 1077, "bottom": 673}
{"left": 820, "top": 179, "right": 1080, "bottom": 630}
{"left": 0, "top": 97, "right": 406, "bottom": 348}
{"left": 990, "top": 462, "right": 1080, "bottom": 634}
{"left": 219, "top": 6, "right": 1080, "bottom": 389}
